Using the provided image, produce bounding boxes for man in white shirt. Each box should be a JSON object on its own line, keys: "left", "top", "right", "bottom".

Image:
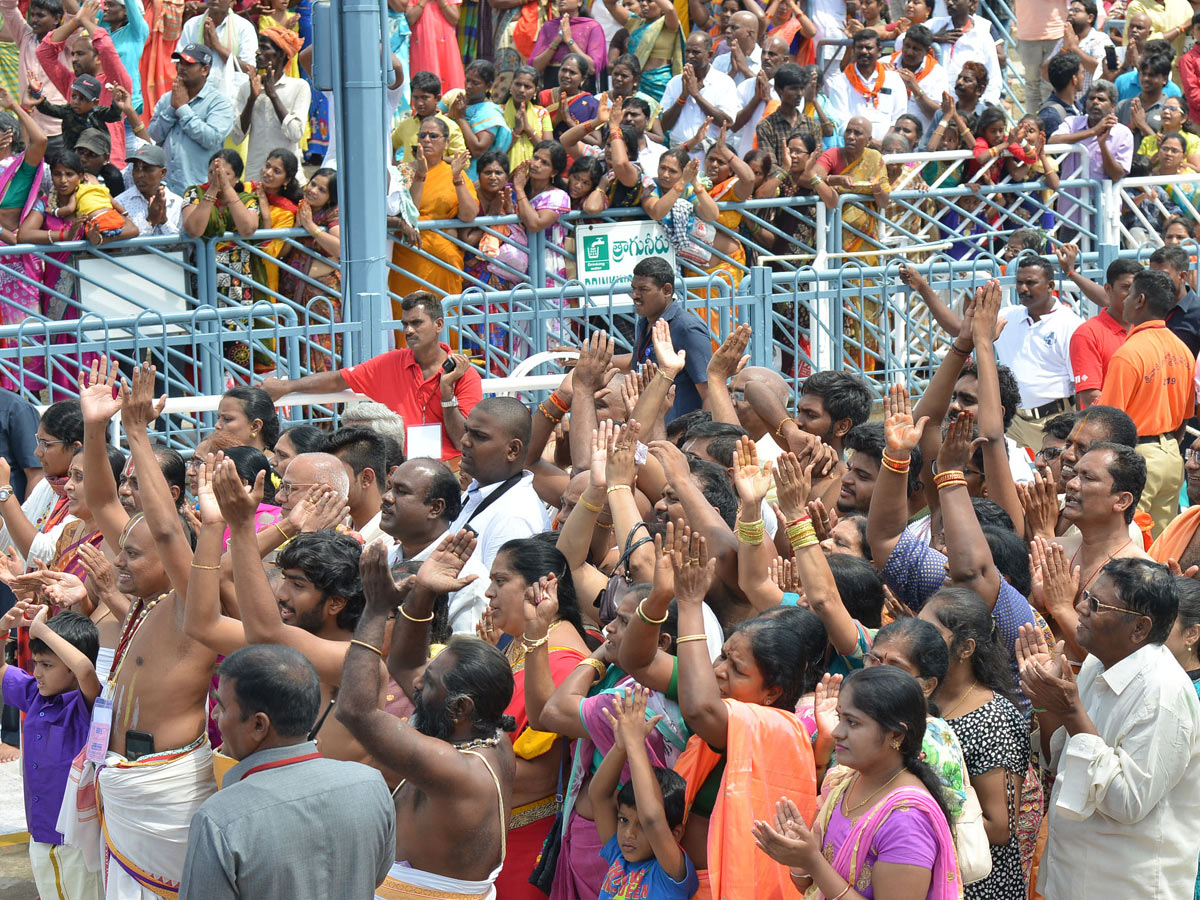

{"left": 660, "top": 30, "right": 739, "bottom": 160}
{"left": 1019, "top": 557, "right": 1200, "bottom": 900}
{"left": 1045, "top": 0, "right": 1114, "bottom": 95}
{"left": 824, "top": 30, "right": 908, "bottom": 140}
{"left": 927, "top": 0, "right": 1003, "bottom": 105}
{"left": 447, "top": 398, "right": 550, "bottom": 603}
{"left": 889, "top": 24, "right": 950, "bottom": 133}
{"left": 384, "top": 459, "right": 489, "bottom": 635}
{"left": 115, "top": 143, "right": 184, "bottom": 236}
{"left": 176, "top": 0, "right": 257, "bottom": 102}
{"left": 229, "top": 28, "right": 310, "bottom": 182}
{"left": 712, "top": 10, "right": 762, "bottom": 86}
{"left": 995, "top": 255, "right": 1085, "bottom": 450}
{"left": 731, "top": 35, "right": 792, "bottom": 156}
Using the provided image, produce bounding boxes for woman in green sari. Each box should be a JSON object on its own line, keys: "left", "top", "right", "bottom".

{"left": 601, "top": 0, "right": 682, "bottom": 102}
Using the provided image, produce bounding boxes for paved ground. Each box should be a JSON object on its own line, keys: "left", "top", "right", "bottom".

{"left": 0, "top": 759, "right": 37, "bottom": 900}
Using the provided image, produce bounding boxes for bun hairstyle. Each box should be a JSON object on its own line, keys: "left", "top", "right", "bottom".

{"left": 844, "top": 666, "right": 954, "bottom": 824}
{"left": 871, "top": 617, "right": 949, "bottom": 714}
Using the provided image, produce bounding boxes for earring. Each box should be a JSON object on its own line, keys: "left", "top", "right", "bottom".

{"left": 251, "top": 431, "right": 258, "bottom": 438}
{"left": 891, "top": 738, "right": 902, "bottom": 750}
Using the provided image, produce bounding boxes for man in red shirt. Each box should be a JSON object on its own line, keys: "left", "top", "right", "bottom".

{"left": 1060, "top": 246, "right": 1141, "bottom": 408}
{"left": 1178, "top": 12, "right": 1200, "bottom": 128}
{"left": 261, "top": 292, "right": 483, "bottom": 464}
{"left": 1097, "top": 268, "right": 1197, "bottom": 537}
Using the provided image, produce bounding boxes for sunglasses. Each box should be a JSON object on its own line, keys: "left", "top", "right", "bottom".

{"left": 417, "top": 132, "right": 444, "bottom": 140}
{"left": 1081, "top": 588, "right": 1142, "bottom": 617}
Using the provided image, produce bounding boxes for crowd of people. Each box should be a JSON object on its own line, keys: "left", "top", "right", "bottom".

{"left": 0, "top": 259, "right": 1196, "bottom": 900}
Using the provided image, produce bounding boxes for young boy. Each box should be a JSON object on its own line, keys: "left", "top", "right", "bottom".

{"left": 28, "top": 72, "right": 122, "bottom": 154}
{"left": 589, "top": 685, "right": 699, "bottom": 900}
{"left": 0, "top": 601, "right": 104, "bottom": 900}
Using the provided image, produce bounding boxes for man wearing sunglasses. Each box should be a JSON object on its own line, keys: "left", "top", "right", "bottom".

{"left": 1019, "top": 557, "right": 1200, "bottom": 900}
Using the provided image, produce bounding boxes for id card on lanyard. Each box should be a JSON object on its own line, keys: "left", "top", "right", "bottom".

{"left": 86, "top": 691, "right": 114, "bottom": 764}
{"left": 407, "top": 381, "right": 447, "bottom": 459}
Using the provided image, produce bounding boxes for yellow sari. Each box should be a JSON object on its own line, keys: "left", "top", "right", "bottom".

{"left": 829, "top": 148, "right": 888, "bottom": 371}
{"left": 389, "top": 161, "right": 478, "bottom": 319}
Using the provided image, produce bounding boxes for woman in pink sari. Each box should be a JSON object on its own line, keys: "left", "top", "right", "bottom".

{"left": 752, "top": 666, "right": 963, "bottom": 900}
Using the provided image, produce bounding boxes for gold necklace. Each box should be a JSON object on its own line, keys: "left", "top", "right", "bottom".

{"left": 455, "top": 734, "right": 502, "bottom": 751}
{"left": 843, "top": 766, "right": 906, "bottom": 817}
{"left": 942, "top": 679, "right": 978, "bottom": 720}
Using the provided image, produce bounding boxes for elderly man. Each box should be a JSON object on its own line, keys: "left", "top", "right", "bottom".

{"left": 1052, "top": 79, "right": 1135, "bottom": 232}
{"left": 1019, "top": 558, "right": 1200, "bottom": 900}
{"left": 338, "top": 539, "right": 516, "bottom": 900}
{"left": 147, "top": 43, "right": 236, "bottom": 194}
{"left": 276, "top": 452, "right": 351, "bottom": 518}
{"left": 659, "top": 30, "right": 738, "bottom": 159}
{"left": 179, "top": 645, "right": 394, "bottom": 900}
{"left": 713, "top": 10, "right": 763, "bottom": 86}
{"left": 116, "top": 143, "right": 185, "bottom": 236}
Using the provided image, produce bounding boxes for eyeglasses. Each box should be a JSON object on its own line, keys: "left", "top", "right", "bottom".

{"left": 278, "top": 481, "right": 320, "bottom": 497}
{"left": 36, "top": 437, "right": 65, "bottom": 450}
{"left": 1186, "top": 448, "right": 1200, "bottom": 465}
{"left": 729, "top": 389, "right": 745, "bottom": 402}
{"left": 1081, "top": 588, "right": 1142, "bottom": 616}
{"left": 417, "top": 132, "right": 444, "bottom": 140}
{"left": 1035, "top": 446, "right": 1064, "bottom": 462}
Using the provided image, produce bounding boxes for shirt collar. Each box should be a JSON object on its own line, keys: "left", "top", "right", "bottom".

{"left": 1100, "top": 308, "right": 1129, "bottom": 332}
{"left": 1128, "top": 318, "right": 1167, "bottom": 336}
{"left": 1096, "top": 642, "right": 1165, "bottom": 696}
{"left": 225, "top": 740, "right": 319, "bottom": 783}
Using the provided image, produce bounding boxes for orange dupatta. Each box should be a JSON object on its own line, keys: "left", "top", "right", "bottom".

{"left": 1148, "top": 505, "right": 1200, "bottom": 563}
{"left": 845, "top": 61, "right": 887, "bottom": 107}
{"left": 674, "top": 699, "right": 818, "bottom": 900}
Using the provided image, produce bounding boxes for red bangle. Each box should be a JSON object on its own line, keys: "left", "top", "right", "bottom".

{"left": 548, "top": 391, "right": 570, "bottom": 413}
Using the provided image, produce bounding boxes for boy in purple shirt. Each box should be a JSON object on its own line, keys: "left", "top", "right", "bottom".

{"left": 0, "top": 602, "right": 103, "bottom": 899}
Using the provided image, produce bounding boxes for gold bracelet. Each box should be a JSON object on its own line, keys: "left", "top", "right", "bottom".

{"left": 578, "top": 495, "right": 604, "bottom": 514}
{"left": 636, "top": 598, "right": 669, "bottom": 625}
{"left": 189, "top": 561, "right": 222, "bottom": 570}
{"left": 576, "top": 658, "right": 608, "bottom": 680}
{"left": 521, "top": 632, "right": 551, "bottom": 652}
{"left": 933, "top": 473, "right": 968, "bottom": 490}
{"left": 607, "top": 484, "right": 633, "bottom": 494}
{"left": 676, "top": 634, "right": 708, "bottom": 644}
{"left": 273, "top": 521, "right": 294, "bottom": 543}
{"left": 349, "top": 639, "right": 384, "bottom": 658}
{"left": 776, "top": 416, "right": 795, "bottom": 437}
{"left": 398, "top": 604, "right": 434, "bottom": 623}
{"left": 656, "top": 370, "right": 675, "bottom": 383}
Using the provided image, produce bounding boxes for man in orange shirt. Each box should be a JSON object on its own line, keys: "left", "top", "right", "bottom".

{"left": 1098, "top": 268, "right": 1197, "bottom": 537}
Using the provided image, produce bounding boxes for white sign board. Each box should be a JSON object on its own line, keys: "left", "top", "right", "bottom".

{"left": 78, "top": 250, "right": 190, "bottom": 337}
{"left": 576, "top": 220, "right": 676, "bottom": 291}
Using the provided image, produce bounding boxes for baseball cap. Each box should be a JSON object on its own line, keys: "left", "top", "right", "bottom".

{"left": 71, "top": 74, "right": 102, "bottom": 103}
{"left": 74, "top": 128, "right": 111, "bottom": 157}
{"left": 128, "top": 143, "right": 167, "bottom": 167}
{"left": 172, "top": 43, "right": 215, "bottom": 67}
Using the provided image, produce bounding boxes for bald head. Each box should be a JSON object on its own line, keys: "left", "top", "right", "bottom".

{"left": 461, "top": 397, "right": 532, "bottom": 485}
{"left": 472, "top": 397, "right": 532, "bottom": 447}
{"left": 280, "top": 452, "right": 352, "bottom": 513}
{"left": 730, "top": 10, "right": 759, "bottom": 48}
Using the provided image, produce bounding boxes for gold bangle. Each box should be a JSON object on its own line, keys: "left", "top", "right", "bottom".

{"left": 636, "top": 598, "right": 669, "bottom": 625}
{"left": 578, "top": 495, "right": 604, "bottom": 514}
{"left": 521, "top": 632, "right": 551, "bottom": 652}
{"left": 273, "top": 521, "right": 294, "bottom": 543}
{"left": 349, "top": 639, "right": 384, "bottom": 658}
{"left": 607, "top": 484, "right": 633, "bottom": 494}
{"left": 576, "top": 658, "right": 608, "bottom": 680}
{"left": 189, "top": 561, "right": 222, "bottom": 570}
{"left": 398, "top": 604, "right": 434, "bottom": 623}
{"left": 656, "top": 370, "right": 675, "bottom": 383}
{"left": 776, "top": 416, "right": 795, "bottom": 437}
{"left": 676, "top": 634, "right": 708, "bottom": 644}
{"left": 881, "top": 457, "right": 910, "bottom": 474}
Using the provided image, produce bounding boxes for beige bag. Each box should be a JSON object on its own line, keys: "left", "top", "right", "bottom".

{"left": 954, "top": 774, "right": 994, "bottom": 885}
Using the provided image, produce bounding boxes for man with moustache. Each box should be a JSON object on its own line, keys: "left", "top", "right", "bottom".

{"left": 338, "top": 538, "right": 516, "bottom": 900}
{"left": 183, "top": 458, "right": 399, "bottom": 784}
{"left": 824, "top": 30, "right": 908, "bottom": 140}
{"left": 179, "top": 645, "right": 394, "bottom": 900}
{"left": 382, "top": 457, "right": 490, "bottom": 635}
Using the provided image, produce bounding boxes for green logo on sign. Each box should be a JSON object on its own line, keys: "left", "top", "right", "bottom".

{"left": 582, "top": 234, "right": 609, "bottom": 272}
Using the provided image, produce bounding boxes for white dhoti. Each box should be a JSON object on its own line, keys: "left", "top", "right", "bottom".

{"left": 96, "top": 737, "right": 216, "bottom": 899}
{"left": 375, "top": 860, "right": 500, "bottom": 900}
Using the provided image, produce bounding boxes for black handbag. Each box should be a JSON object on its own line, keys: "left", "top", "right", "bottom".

{"left": 527, "top": 740, "right": 570, "bottom": 894}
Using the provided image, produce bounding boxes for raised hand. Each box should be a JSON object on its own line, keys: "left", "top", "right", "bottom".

{"left": 476, "top": 608, "right": 500, "bottom": 646}
{"left": 773, "top": 451, "right": 813, "bottom": 520}
{"left": 194, "top": 455, "right": 226, "bottom": 526}
{"left": 287, "top": 485, "right": 350, "bottom": 534}
{"left": 648, "top": 439, "right": 690, "bottom": 487}
{"left": 78, "top": 355, "right": 123, "bottom": 425}
{"left": 78, "top": 543, "right": 119, "bottom": 606}
{"left": 670, "top": 523, "right": 713, "bottom": 604}
{"left": 1053, "top": 242, "right": 1079, "bottom": 275}
{"left": 1017, "top": 466, "right": 1061, "bottom": 541}
{"left": 970, "top": 279, "right": 1002, "bottom": 346}
{"left": 602, "top": 684, "right": 663, "bottom": 749}
{"left": 521, "top": 573, "right": 559, "bottom": 640}
{"left": 882, "top": 584, "right": 915, "bottom": 620}
{"left": 707, "top": 323, "right": 751, "bottom": 383}
{"left": 360, "top": 539, "right": 407, "bottom": 617}
{"left": 414, "top": 529, "right": 479, "bottom": 595}
{"left": 752, "top": 797, "right": 821, "bottom": 870}
{"left": 807, "top": 498, "right": 835, "bottom": 543}
{"left": 212, "top": 457, "right": 262, "bottom": 527}
{"left": 119, "top": 362, "right": 167, "bottom": 432}
{"left": 882, "top": 382, "right": 927, "bottom": 455}
{"left": 936, "top": 408, "right": 977, "bottom": 475}
{"left": 590, "top": 419, "right": 615, "bottom": 490}
{"left": 1031, "top": 536, "right": 1080, "bottom": 618}
{"left": 606, "top": 419, "right": 641, "bottom": 489}
{"left": 812, "top": 672, "right": 842, "bottom": 739}
{"left": 574, "top": 329, "right": 614, "bottom": 391}
{"left": 650, "top": 318, "right": 686, "bottom": 378}
{"left": 450, "top": 149, "right": 471, "bottom": 179}
{"left": 649, "top": 530, "right": 674, "bottom": 607}
{"left": 732, "top": 435, "right": 774, "bottom": 508}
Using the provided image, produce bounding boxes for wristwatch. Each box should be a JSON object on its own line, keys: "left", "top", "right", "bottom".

{"left": 441, "top": 397, "right": 460, "bottom": 409}
{"left": 0, "top": 485, "right": 14, "bottom": 503}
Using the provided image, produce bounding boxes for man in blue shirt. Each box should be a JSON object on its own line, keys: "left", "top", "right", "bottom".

{"left": 624, "top": 256, "right": 714, "bottom": 422}
{"left": 147, "top": 43, "right": 236, "bottom": 194}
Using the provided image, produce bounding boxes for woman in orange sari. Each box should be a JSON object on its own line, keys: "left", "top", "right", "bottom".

{"left": 389, "top": 117, "right": 479, "bottom": 316}
{"left": 807, "top": 115, "right": 889, "bottom": 371}
{"left": 697, "top": 126, "right": 755, "bottom": 334}
{"left": 619, "top": 525, "right": 820, "bottom": 900}
{"left": 481, "top": 538, "right": 593, "bottom": 900}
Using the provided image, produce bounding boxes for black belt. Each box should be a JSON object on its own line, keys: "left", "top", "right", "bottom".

{"left": 1017, "top": 398, "right": 1070, "bottom": 422}
{"left": 1137, "top": 432, "right": 1177, "bottom": 444}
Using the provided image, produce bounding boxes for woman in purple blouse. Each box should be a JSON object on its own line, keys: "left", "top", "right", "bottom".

{"left": 530, "top": 0, "right": 607, "bottom": 92}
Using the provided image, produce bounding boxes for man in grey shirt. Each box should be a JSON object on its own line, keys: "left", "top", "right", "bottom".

{"left": 179, "top": 645, "right": 394, "bottom": 900}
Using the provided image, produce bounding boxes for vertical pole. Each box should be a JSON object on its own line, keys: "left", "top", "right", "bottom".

{"left": 333, "top": 0, "right": 389, "bottom": 364}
